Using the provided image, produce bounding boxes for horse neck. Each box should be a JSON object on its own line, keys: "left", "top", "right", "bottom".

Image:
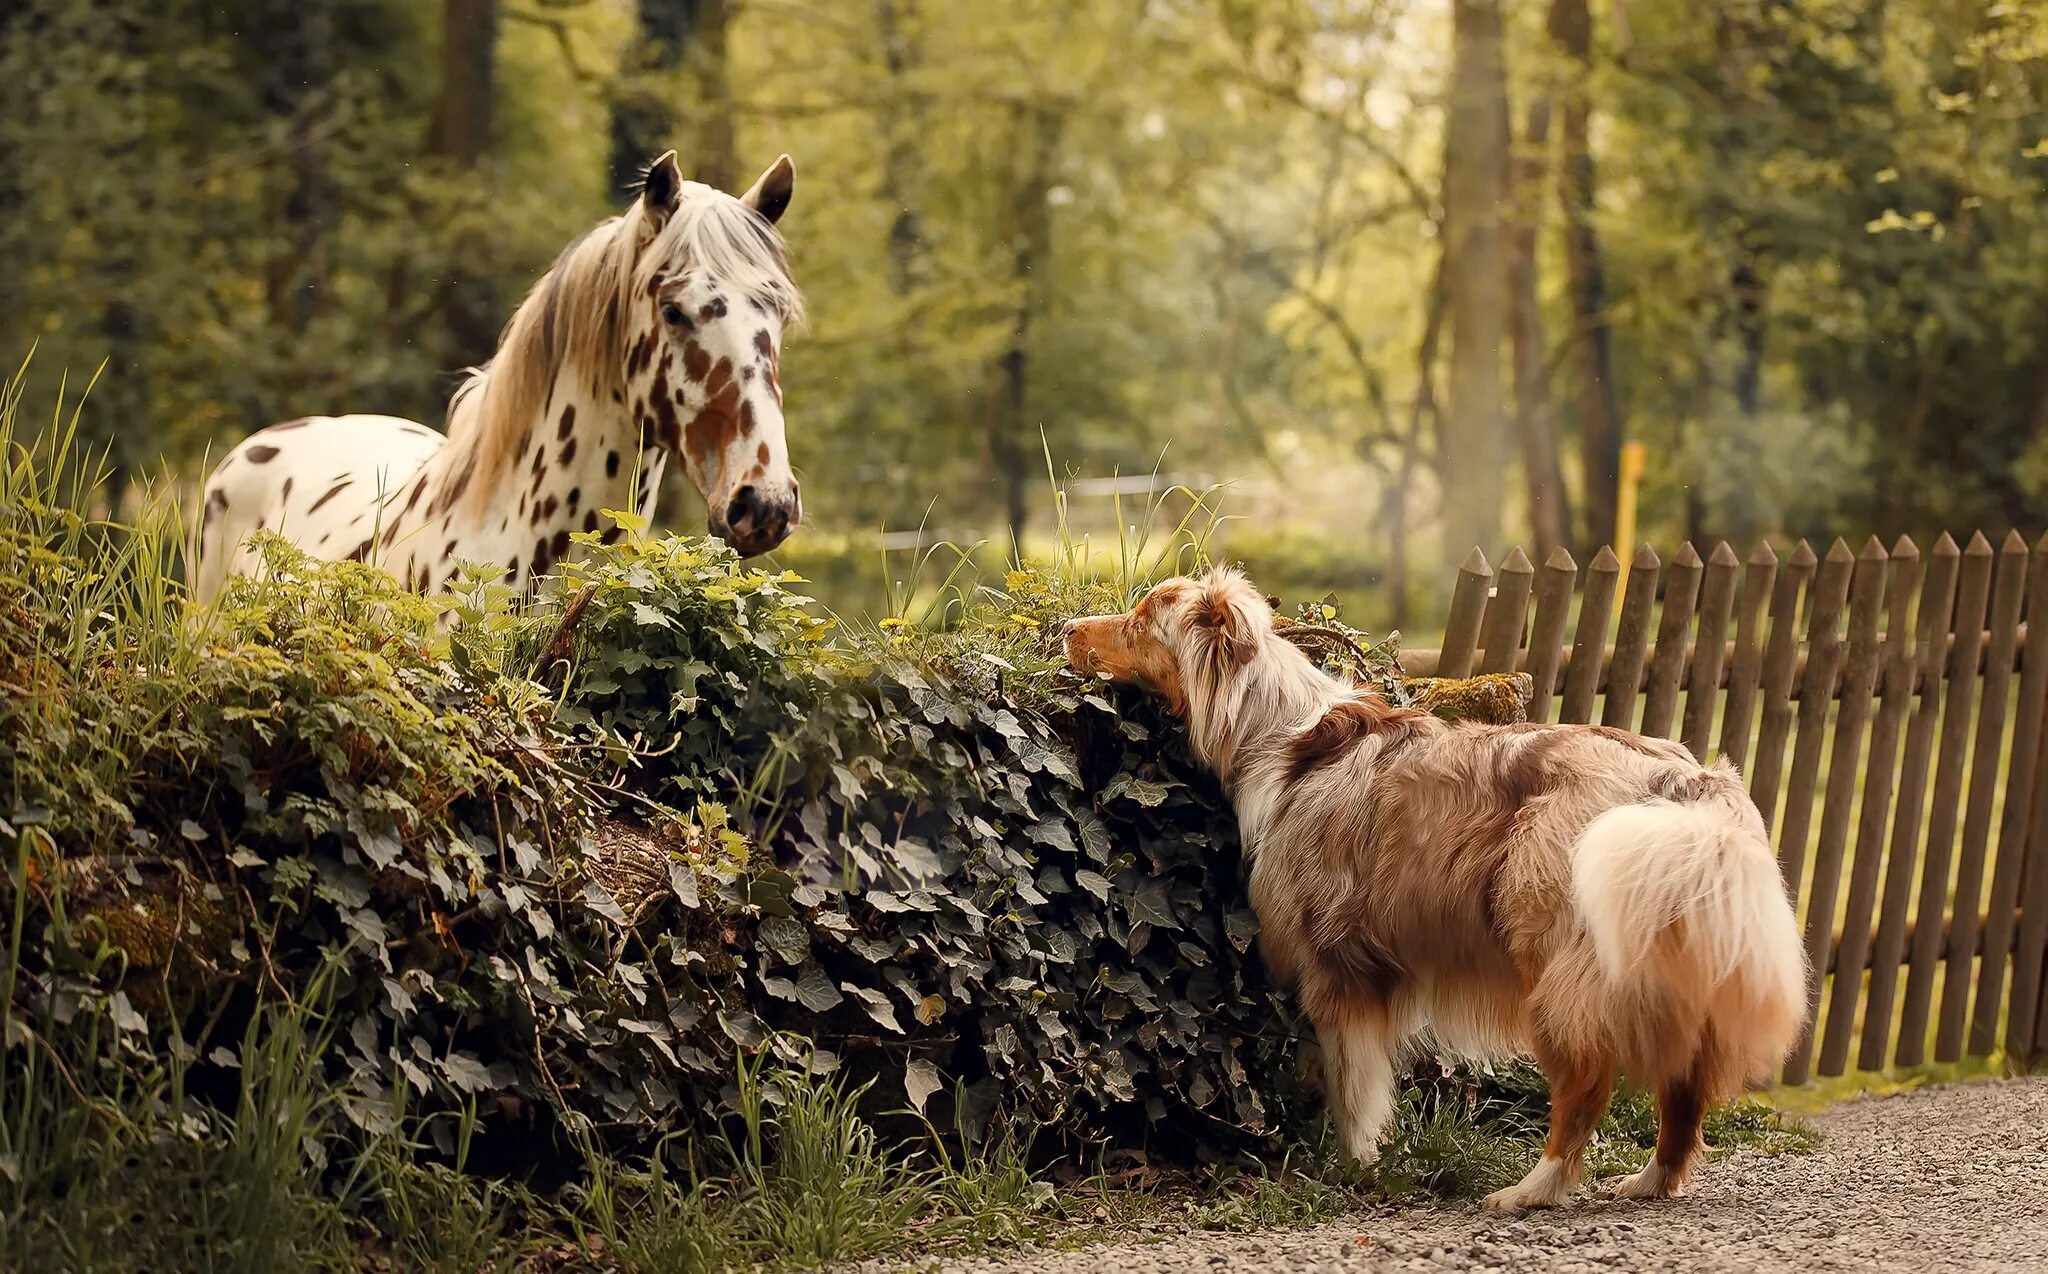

{"left": 436, "top": 358, "right": 665, "bottom": 587}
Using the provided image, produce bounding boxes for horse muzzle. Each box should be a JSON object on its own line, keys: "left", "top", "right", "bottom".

{"left": 712, "top": 481, "right": 800, "bottom": 556}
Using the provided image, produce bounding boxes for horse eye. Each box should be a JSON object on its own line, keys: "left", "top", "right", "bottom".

{"left": 660, "top": 302, "right": 691, "bottom": 328}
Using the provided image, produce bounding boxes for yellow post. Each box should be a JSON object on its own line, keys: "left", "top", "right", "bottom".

{"left": 1613, "top": 439, "right": 1646, "bottom": 609}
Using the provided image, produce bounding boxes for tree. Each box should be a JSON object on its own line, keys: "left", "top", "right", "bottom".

{"left": 611, "top": 0, "right": 734, "bottom": 196}
{"left": 1551, "top": 0, "right": 1621, "bottom": 551}
{"left": 428, "top": 0, "right": 501, "bottom": 367}
{"left": 1504, "top": 12, "right": 1572, "bottom": 556}
{"left": 1440, "top": 0, "right": 1511, "bottom": 564}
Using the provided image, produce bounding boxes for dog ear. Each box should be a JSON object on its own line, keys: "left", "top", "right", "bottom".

{"left": 1191, "top": 575, "right": 1260, "bottom": 668}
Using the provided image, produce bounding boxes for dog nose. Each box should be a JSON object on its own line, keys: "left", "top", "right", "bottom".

{"left": 720, "top": 485, "right": 795, "bottom": 556}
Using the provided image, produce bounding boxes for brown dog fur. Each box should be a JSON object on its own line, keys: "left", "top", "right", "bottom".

{"left": 1066, "top": 568, "right": 1808, "bottom": 1209}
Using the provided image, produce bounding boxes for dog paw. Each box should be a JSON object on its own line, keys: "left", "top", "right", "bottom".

{"left": 1611, "top": 1163, "right": 1686, "bottom": 1201}
{"left": 1483, "top": 1157, "right": 1578, "bottom": 1211}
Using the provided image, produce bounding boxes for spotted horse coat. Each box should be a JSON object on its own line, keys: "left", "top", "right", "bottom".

{"left": 192, "top": 151, "right": 804, "bottom": 604}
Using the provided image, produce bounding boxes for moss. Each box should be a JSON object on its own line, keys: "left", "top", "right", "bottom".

{"left": 79, "top": 877, "right": 238, "bottom": 1013}
{"left": 1401, "top": 672, "right": 1533, "bottom": 725}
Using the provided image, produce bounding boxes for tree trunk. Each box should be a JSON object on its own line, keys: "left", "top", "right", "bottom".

{"left": 1551, "top": 0, "right": 1622, "bottom": 553}
{"left": 1503, "top": 82, "right": 1571, "bottom": 556}
{"left": 260, "top": 0, "right": 336, "bottom": 401}
{"left": 876, "top": 0, "right": 927, "bottom": 297}
{"left": 1389, "top": 251, "right": 1450, "bottom": 632}
{"left": 987, "top": 108, "right": 1060, "bottom": 557}
{"left": 1440, "top": 0, "right": 1511, "bottom": 567}
{"left": 428, "top": 0, "right": 500, "bottom": 367}
{"left": 610, "top": 0, "right": 734, "bottom": 196}
{"left": 1731, "top": 253, "right": 1765, "bottom": 418}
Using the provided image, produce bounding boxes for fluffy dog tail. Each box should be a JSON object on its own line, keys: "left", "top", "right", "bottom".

{"left": 1569, "top": 765, "right": 1807, "bottom": 1090}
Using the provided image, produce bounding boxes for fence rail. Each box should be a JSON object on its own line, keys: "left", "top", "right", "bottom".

{"left": 1404, "top": 532, "right": 2048, "bottom": 1082}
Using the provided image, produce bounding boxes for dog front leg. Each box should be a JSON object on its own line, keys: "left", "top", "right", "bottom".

{"left": 1313, "top": 994, "right": 1397, "bottom": 1167}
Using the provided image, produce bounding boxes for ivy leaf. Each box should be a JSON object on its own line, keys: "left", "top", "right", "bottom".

{"left": 583, "top": 880, "right": 630, "bottom": 927}
{"left": 441, "top": 1052, "right": 493, "bottom": 1094}
{"left": 841, "top": 984, "right": 902, "bottom": 1033}
{"left": 904, "top": 1058, "right": 943, "bottom": 1114}
{"left": 1074, "top": 870, "right": 1112, "bottom": 902}
{"left": 668, "top": 862, "right": 700, "bottom": 909}
{"left": 794, "top": 962, "right": 843, "bottom": 1013}
{"left": 759, "top": 915, "right": 809, "bottom": 966}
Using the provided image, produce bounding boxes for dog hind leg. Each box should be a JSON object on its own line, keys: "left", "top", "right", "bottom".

{"left": 1485, "top": 1043, "right": 1614, "bottom": 1211}
{"left": 1615, "top": 1034, "right": 1718, "bottom": 1200}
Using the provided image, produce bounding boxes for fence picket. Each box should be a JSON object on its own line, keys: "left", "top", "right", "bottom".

{"left": 1786, "top": 538, "right": 1888, "bottom": 1083}
{"left": 1820, "top": 537, "right": 1920, "bottom": 1076}
{"left": 1897, "top": 530, "right": 1996, "bottom": 1067}
{"left": 1559, "top": 547, "right": 1620, "bottom": 724}
{"left": 1748, "top": 542, "right": 1819, "bottom": 836}
{"left": 1776, "top": 539, "right": 1856, "bottom": 898}
{"left": 1641, "top": 542, "right": 1703, "bottom": 739}
{"left": 1526, "top": 548, "right": 1578, "bottom": 719}
{"left": 1428, "top": 526, "right": 2048, "bottom": 1076}
{"left": 1683, "top": 542, "right": 1741, "bottom": 759}
{"left": 1934, "top": 530, "right": 2030, "bottom": 1060}
{"left": 1602, "top": 546, "right": 1662, "bottom": 728}
{"left": 1479, "top": 547, "right": 1535, "bottom": 675}
{"left": 1719, "top": 541, "right": 1779, "bottom": 769}
{"left": 1861, "top": 534, "right": 1960, "bottom": 1069}
{"left": 2013, "top": 751, "right": 2048, "bottom": 1055}
{"left": 1438, "top": 547, "right": 1492, "bottom": 680}
{"left": 1971, "top": 531, "right": 2048, "bottom": 1053}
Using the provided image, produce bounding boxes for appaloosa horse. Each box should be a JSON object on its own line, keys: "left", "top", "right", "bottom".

{"left": 193, "top": 151, "right": 804, "bottom": 603}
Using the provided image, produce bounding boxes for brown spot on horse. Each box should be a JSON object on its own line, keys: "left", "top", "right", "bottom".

{"left": 682, "top": 339, "right": 711, "bottom": 383}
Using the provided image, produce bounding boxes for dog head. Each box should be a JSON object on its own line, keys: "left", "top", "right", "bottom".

{"left": 1062, "top": 568, "right": 1273, "bottom": 715}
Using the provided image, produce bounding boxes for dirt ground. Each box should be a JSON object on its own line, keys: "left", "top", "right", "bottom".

{"left": 893, "top": 1076, "right": 2048, "bottom": 1274}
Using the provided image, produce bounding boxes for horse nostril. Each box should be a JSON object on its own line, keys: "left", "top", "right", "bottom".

{"left": 726, "top": 485, "right": 758, "bottom": 530}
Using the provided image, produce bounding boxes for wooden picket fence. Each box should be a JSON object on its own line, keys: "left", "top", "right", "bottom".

{"left": 1400, "top": 533, "right": 2048, "bottom": 1083}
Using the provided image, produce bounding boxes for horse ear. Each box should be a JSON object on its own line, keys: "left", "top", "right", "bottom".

{"left": 740, "top": 154, "right": 795, "bottom": 225}
{"left": 642, "top": 151, "right": 683, "bottom": 228}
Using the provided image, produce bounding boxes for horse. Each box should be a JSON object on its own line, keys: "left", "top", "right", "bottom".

{"left": 192, "top": 151, "right": 804, "bottom": 604}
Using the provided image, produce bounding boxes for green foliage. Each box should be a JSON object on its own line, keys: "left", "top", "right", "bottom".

{"left": 1, "top": 389, "right": 1818, "bottom": 1266}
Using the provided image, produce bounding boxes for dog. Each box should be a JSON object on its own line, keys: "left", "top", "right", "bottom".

{"left": 1063, "top": 568, "right": 1807, "bottom": 1210}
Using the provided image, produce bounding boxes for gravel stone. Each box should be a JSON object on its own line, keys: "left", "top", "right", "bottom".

{"left": 871, "top": 1077, "right": 2048, "bottom": 1274}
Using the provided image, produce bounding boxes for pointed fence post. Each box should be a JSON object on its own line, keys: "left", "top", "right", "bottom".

{"left": 1821, "top": 536, "right": 1919, "bottom": 1077}
{"left": 1526, "top": 547, "right": 1579, "bottom": 720}
{"left": 1786, "top": 536, "right": 1887, "bottom": 1084}
{"left": 1559, "top": 546, "right": 1620, "bottom": 724}
{"left": 1438, "top": 547, "right": 1492, "bottom": 680}
{"left": 1862, "top": 533, "right": 1959, "bottom": 1069}
{"left": 1682, "top": 542, "right": 1741, "bottom": 759}
{"left": 1641, "top": 541, "right": 1704, "bottom": 739}
{"left": 1718, "top": 540, "right": 1779, "bottom": 769}
{"left": 1898, "top": 530, "right": 1996, "bottom": 1068}
{"left": 1602, "top": 545, "right": 1661, "bottom": 728}
{"left": 1971, "top": 530, "right": 2048, "bottom": 1054}
{"left": 1479, "top": 547, "right": 1535, "bottom": 674}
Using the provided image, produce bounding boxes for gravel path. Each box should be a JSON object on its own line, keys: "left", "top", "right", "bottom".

{"left": 896, "top": 1077, "right": 2048, "bottom": 1274}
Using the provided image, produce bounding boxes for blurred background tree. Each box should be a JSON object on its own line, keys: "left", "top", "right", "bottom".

{"left": 2, "top": 0, "right": 2046, "bottom": 625}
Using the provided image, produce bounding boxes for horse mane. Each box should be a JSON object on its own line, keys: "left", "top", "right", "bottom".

{"left": 444, "top": 185, "right": 803, "bottom": 512}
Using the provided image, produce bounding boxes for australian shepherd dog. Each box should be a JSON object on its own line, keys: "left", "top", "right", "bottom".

{"left": 1064, "top": 568, "right": 1807, "bottom": 1210}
